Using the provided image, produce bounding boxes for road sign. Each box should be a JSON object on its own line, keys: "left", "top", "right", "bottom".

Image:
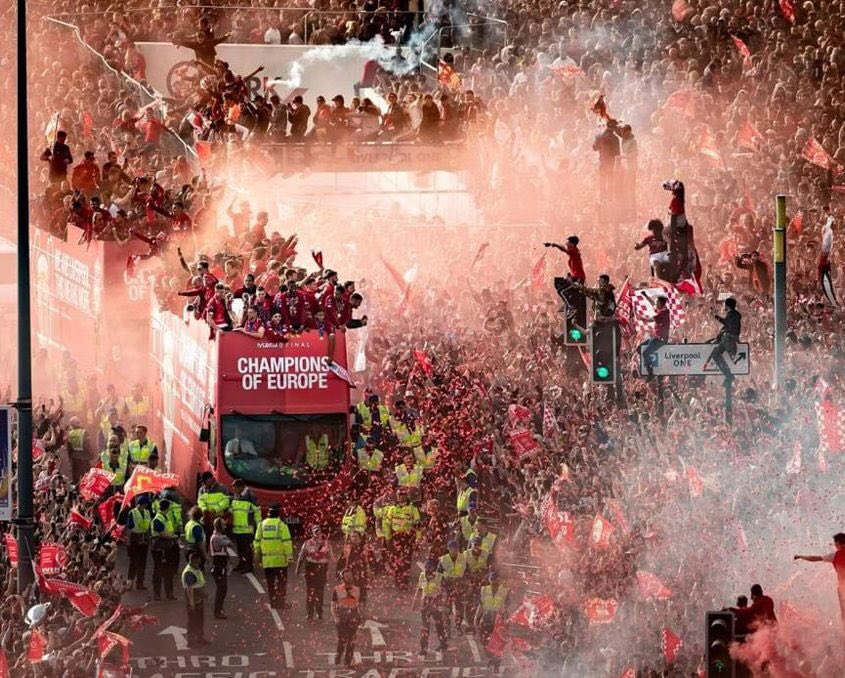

{"left": 639, "top": 343, "right": 750, "bottom": 376}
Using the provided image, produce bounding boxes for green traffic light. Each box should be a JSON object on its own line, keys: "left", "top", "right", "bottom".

{"left": 595, "top": 366, "right": 610, "bottom": 379}
{"left": 568, "top": 328, "right": 583, "bottom": 342}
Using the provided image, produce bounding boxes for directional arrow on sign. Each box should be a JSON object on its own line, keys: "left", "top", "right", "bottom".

{"left": 159, "top": 625, "right": 189, "bottom": 651}
{"left": 361, "top": 619, "right": 388, "bottom": 647}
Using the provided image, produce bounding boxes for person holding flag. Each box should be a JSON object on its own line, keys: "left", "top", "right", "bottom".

{"left": 637, "top": 295, "right": 670, "bottom": 379}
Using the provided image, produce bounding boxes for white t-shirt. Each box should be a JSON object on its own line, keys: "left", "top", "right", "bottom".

{"left": 225, "top": 438, "right": 258, "bottom": 457}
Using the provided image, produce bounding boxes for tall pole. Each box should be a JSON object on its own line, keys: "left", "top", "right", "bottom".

{"left": 15, "top": 0, "right": 35, "bottom": 591}
{"left": 773, "top": 195, "right": 788, "bottom": 395}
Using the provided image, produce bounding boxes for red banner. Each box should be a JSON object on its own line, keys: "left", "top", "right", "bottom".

{"left": 590, "top": 514, "right": 615, "bottom": 548}
{"left": 509, "top": 429, "right": 539, "bottom": 457}
{"left": 27, "top": 629, "right": 47, "bottom": 662}
{"left": 636, "top": 570, "right": 673, "bottom": 601}
{"left": 79, "top": 468, "right": 114, "bottom": 501}
{"left": 68, "top": 509, "right": 92, "bottom": 530}
{"left": 4, "top": 535, "right": 17, "bottom": 568}
{"left": 583, "top": 597, "right": 618, "bottom": 624}
{"left": 39, "top": 543, "right": 68, "bottom": 576}
{"left": 803, "top": 137, "right": 841, "bottom": 172}
{"left": 121, "top": 466, "right": 180, "bottom": 510}
{"left": 662, "top": 627, "right": 683, "bottom": 664}
{"left": 510, "top": 595, "right": 555, "bottom": 629}
{"left": 98, "top": 631, "right": 131, "bottom": 662}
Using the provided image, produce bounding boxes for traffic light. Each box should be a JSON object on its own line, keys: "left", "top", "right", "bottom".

{"left": 705, "top": 611, "right": 735, "bottom": 677}
{"left": 554, "top": 277, "right": 587, "bottom": 345}
{"left": 590, "top": 323, "right": 617, "bottom": 384}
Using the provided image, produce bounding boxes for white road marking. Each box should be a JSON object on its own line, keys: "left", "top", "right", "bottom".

{"left": 247, "top": 572, "right": 265, "bottom": 594}
{"left": 467, "top": 636, "right": 482, "bottom": 663}
{"left": 158, "top": 625, "right": 189, "bottom": 651}
{"left": 361, "top": 619, "right": 388, "bottom": 647}
{"left": 283, "top": 640, "right": 295, "bottom": 667}
{"left": 270, "top": 607, "right": 285, "bottom": 631}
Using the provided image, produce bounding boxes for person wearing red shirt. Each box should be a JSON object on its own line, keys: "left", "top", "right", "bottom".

{"left": 265, "top": 311, "right": 289, "bottom": 343}
{"left": 255, "top": 260, "right": 282, "bottom": 296}
{"left": 275, "top": 281, "right": 308, "bottom": 331}
{"left": 307, "top": 308, "right": 336, "bottom": 358}
{"left": 235, "top": 306, "right": 265, "bottom": 339}
{"left": 544, "top": 236, "right": 585, "bottom": 283}
{"left": 71, "top": 151, "right": 101, "bottom": 195}
{"left": 168, "top": 202, "right": 193, "bottom": 233}
{"left": 206, "top": 284, "right": 233, "bottom": 331}
{"left": 730, "top": 584, "right": 777, "bottom": 632}
{"left": 323, "top": 286, "right": 351, "bottom": 328}
{"left": 252, "top": 287, "right": 274, "bottom": 323}
{"left": 638, "top": 296, "right": 669, "bottom": 379}
{"left": 794, "top": 532, "right": 845, "bottom": 628}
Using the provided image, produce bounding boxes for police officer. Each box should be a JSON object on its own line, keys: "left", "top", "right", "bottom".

{"left": 185, "top": 506, "right": 208, "bottom": 564}
{"left": 127, "top": 424, "right": 158, "bottom": 466}
{"left": 459, "top": 506, "right": 480, "bottom": 547}
{"left": 356, "top": 437, "right": 384, "bottom": 474}
{"left": 341, "top": 501, "right": 367, "bottom": 539}
{"left": 126, "top": 495, "right": 152, "bottom": 590}
{"left": 464, "top": 537, "right": 490, "bottom": 620}
{"left": 182, "top": 550, "right": 209, "bottom": 647}
{"left": 66, "top": 416, "right": 90, "bottom": 481}
{"left": 413, "top": 560, "right": 447, "bottom": 656}
{"left": 413, "top": 437, "right": 438, "bottom": 472}
{"left": 474, "top": 571, "right": 509, "bottom": 668}
{"left": 209, "top": 517, "right": 233, "bottom": 619}
{"left": 230, "top": 479, "right": 261, "bottom": 573}
{"left": 100, "top": 435, "right": 129, "bottom": 493}
{"left": 151, "top": 498, "right": 179, "bottom": 601}
{"left": 355, "top": 392, "right": 391, "bottom": 444}
{"left": 383, "top": 489, "right": 420, "bottom": 590}
{"left": 394, "top": 452, "right": 423, "bottom": 498}
{"left": 474, "top": 519, "right": 497, "bottom": 557}
{"left": 455, "top": 471, "right": 477, "bottom": 518}
{"left": 438, "top": 540, "right": 468, "bottom": 633}
{"left": 372, "top": 485, "right": 396, "bottom": 565}
{"left": 331, "top": 569, "right": 362, "bottom": 668}
{"left": 254, "top": 504, "right": 293, "bottom": 610}
{"left": 197, "top": 471, "right": 230, "bottom": 535}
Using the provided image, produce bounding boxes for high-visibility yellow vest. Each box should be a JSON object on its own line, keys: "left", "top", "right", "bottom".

{"left": 124, "top": 396, "right": 150, "bottom": 420}
{"left": 185, "top": 519, "right": 204, "bottom": 545}
{"left": 481, "top": 584, "right": 508, "bottom": 612}
{"left": 127, "top": 438, "right": 155, "bottom": 465}
{"left": 67, "top": 428, "right": 86, "bottom": 455}
{"left": 394, "top": 464, "right": 422, "bottom": 489}
{"left": 418, "top": 572, "right": 443, "bottom": 599}
{"left": 154, "top": 500, "right": 184, "bottom": 534}
{"left": 460, "top": 515, "right": 477, "bottom": 541}
{"left": 151, "top": 511, "right": 175, "bottom": 538}
{"left": 341, "top": 506, "right": 366, "bottom": 536}
{"left": 182, "top": 563, "right": 206, "bottom": 590}
{"left": 356, "top": 403, "right": 390, "bottom": 430}
{"left": 129, "top": 507, "right": 151, "bottom": 534}
{"left": 384, "top": 504, "right": 419, "bottom": 538}
{"left": 456, "top": 486, "right": 476, "bottom": 513}
{"left": 373, "top": 502, "right": 393, "bottom": 539}
{"left": 464, "top": 548, "right": 489, "bottom": 574}
{"left": 305, "top": 434, "right": 330, "bottom": 469}
{"left": 392, "top": 419, "right": 423, "bottom": 449}
{"left": 439, "top": 552, "right": 467, "bottom": 578}
{"left": 413, "top": 445, "right": 438, "bottom": 470}
{"left": 255, "top": 518, "right": 293, "bottom": 568}
{"left": 197, "top": 486, "right": 230, "bottom": 515}
{"left": 100, "top": 450, "right": 128, "bottom": 486}
{"left": 231, "top": 497, "right": 261, "bottom": 535}
{"left": 478, "top": 532, "right": 497, "bottom": 554}
{"left": 356, "top": 447, "right": 383, "bottom": 472}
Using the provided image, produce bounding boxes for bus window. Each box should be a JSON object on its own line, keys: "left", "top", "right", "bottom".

{"left": 221, "top": 413, "right": 346, "bottom": 489}
{"left": 208, "top": 419, "right": 217, "bottom": 468}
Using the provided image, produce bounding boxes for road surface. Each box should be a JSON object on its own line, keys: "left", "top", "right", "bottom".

{"left": 121, "top": 548, "right": 513, "bottom": 678}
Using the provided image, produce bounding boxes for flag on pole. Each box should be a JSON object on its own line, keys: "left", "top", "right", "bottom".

{"left": 803, "top": 137, "right": 841, "bottom": 171}
{"left": 615, "top": 277, "right": 635, "bottom": 337}
{"left": 542, "top": 401, "right": 559, "bottom": 438}
{"left": 121, "top": 467, "right": 180, "bottom": 511}
{"left": 732, "top": 36, "right": 753, "bottom": 70}
{"left": 662, "top": 89, "right": 696, "bottom": 117}
{"left": 530, "top": 254, "right": 546, "bottom": 290}
{"left": 737, "top": 119, "right": 763, "bottom": 151}
{"left": 68, "top": 508, "right": 92, "bottom": 530}
{"left": 79, "top": 468, "right": 114, "bottom": 501}
{"left": 509, "top": 595, "right": 555, "bottom": 629}
{"left": 39, "top": 543, "right": 68, "bottom": 576}
{"left": 816, "top": 399, "right": 845, "bottom": 452}
{"left": 98, "top": 631, "right": 132, "bottom": 663}
{"left": 509, "top": 429, "right": 539, "bottom": 457}
{"left": 661, "top": 628, "right": 683, "bottom": 664}
{"left": 413, "top": 349, "right": 434, "bottom": 378}
{"left": 779, "top": 0, "right": 796, "bottom": 23}
{"left": 328, "top": 360, "right": 357, "bottom": 388}
{"left": 591, "top": 94, "right": 610, "bottom": 120}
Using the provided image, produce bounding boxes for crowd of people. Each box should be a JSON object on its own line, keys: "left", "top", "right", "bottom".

{"left": 0, "top": 0, "right": 844, "bottom": 675}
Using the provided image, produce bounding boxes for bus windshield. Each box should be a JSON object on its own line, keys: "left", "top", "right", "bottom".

{"left": 221, "top": 413, "right": 346, "bottom": 489}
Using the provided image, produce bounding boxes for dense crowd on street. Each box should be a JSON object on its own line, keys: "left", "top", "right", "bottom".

{"left": 0, "top": 0, "right": 843, "bottom": 675}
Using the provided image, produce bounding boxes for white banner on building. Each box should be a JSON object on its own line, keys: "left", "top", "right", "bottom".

{"left": 0, "top": 407, "right": 12, "bottom": 522}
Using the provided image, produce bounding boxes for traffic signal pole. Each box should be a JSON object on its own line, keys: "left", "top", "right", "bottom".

{"left": 15, "top": 0, "right": 36, "bottom": 591}
{"left": 773, "top": 195, "right": 788, "bottom": 396}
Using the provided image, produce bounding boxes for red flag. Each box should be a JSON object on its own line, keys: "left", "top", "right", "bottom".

{"left": 68, "top": 589, "right": 103, "bottom": 617}
{"left": 98, "top": 495, "right": 120, "bottom": 531}
{"left": 552, "top": 512, "right": 576, "bottom": 550}
{"left": 413, "top": 349, "right": 434, "bottom": 378}
{"left": 509, "top": 595, "right": 555, "bottom": 629}
{"left": 98, "top": 631, "right": 131, "bottom": 663}
{"left": 194, "top": 140, "right": 212, "bottom": 165}
{"left": 606, "top": 499, "right": 629, "bottom": 534}
{"left": 614, "top": 277, "right": 634, "bottom": 337}
{"left": 788, "top": 212, "right": 803, "bottom": 238}
{"left": 68, "top": 508, "right": 92, "bottom": 530}
{"left": 663, "top": 89, "right": 695, "bottom": 117}
{"left": 437, "top": 59, "right": 460, "bottom": 90}
{"left": 803, "top": 137, "right": 841, "bottom": 171}
{"left": 4, "top": 534, "right": 18, "bottom": 568}
{"left": 94, "top": 604, "right": 123, "bottom": 639}
{"left": 380, "top": 257, "right": 408, "bottom": 295}
{"left": 661, "top": 628, "right": 683, "bottom": 664}
{"left": 82, "top": 111, "right": 95, "bottom": 140}
{"left": 27, "top": 629, "right": 47, "bottom": 662}
{"left": 732, "top": 36, "right": 753, "bottom": 70}
{"left": 591, "top": 94, "right": 610, "bottom": 120}
{"left": 0, "top": 649, "right": 8, "bottom": 678}
{"left": 671, "top": 0, "right": 692, "bottom": 21}
{"left": 542, "top": 401, "right": 559, "bottom": 438}
{"left": 816, "top": 399, "right": 845, "bottom": 453}
{"left": 636, "top": 570, "right": 673, "bottom": 601}
{"left": 485, "top": 615, "right": 507, "bottom": 657}
{"left": 695, "top": 127, "right": 723, "bottom": 166}
{"left": 39, "top": 543, "right": 68, "bottom": 576}
{"left": 507, "top": 404, "right": 532, "bottom": 427}
{"left": 530, "top": 254, "right": 546, "bottom": 289}
{"left": 79, "top": 468, "right": 114, "bottom": 501}
{"left": 590, "top": 514, "right": 615, "bottom": 548}
{"left": 779, "top": 0, "right": 795, "bottom": 24}
{"left": 311, "top": 250, "right": 323, "bottom": 269}
{"left": 121, "top": 467, "right": 180, "bottom": 511}
{"left": 509, "top": 429, "right": 539, "bottom": 457}
{"left": 686, "top": 465, "right": 704, "bottom": 497}
{"left": 737, "top": 119, "right": 763, "bottom": 151}
{"left": 127, "top": 612, "right": 159, "bottom": 631}
{"left": 583, "top": 597, "right": 618, "bottom": 624}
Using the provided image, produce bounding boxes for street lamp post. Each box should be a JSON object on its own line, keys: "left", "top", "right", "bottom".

{"left": 15, "top": 0, "right": 36, "bottom": 591}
